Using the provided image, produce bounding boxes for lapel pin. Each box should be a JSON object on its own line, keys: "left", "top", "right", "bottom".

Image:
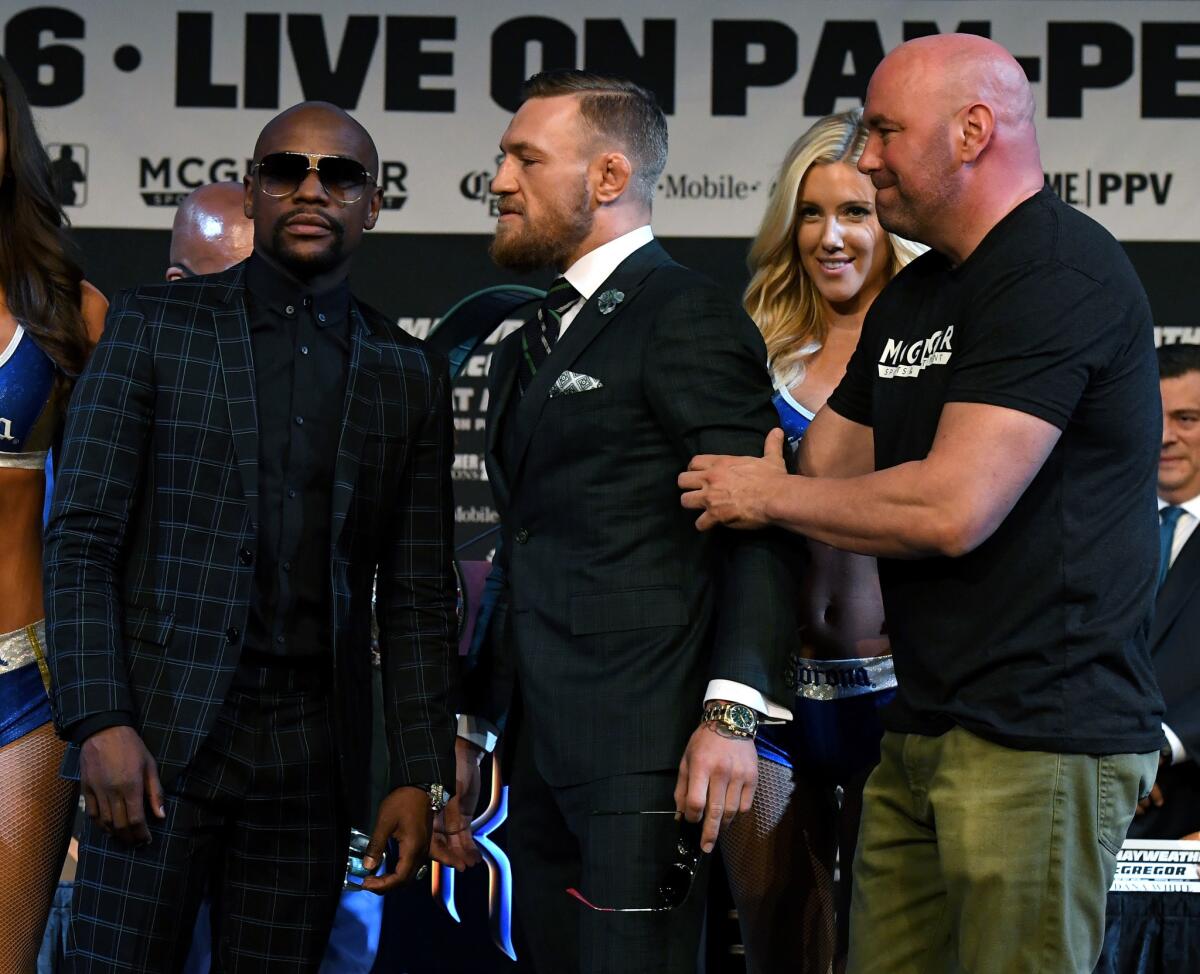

{"left": 597, "top": 289, "right": 625, "bottom": 315}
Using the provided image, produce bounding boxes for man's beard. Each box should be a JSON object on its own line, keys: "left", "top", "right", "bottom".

{"left": 270, "top": 210, "right": 346, "bottom": 277}
{"left": 875, "top": 192, "right": 925, "bottom": 244}
{"left": 875, "top": 148, "right": 957, "bottom": 247}
{"left": 489, "top": 183, "right": 592, "bottom": 273}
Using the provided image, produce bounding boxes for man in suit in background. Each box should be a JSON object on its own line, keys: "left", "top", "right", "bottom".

{"left": 1130, "top": 342, "right": 1200, "bottom": 840}
{"left": 45, "top": 101, "right": 459, "bottom": 971}
{"left": 456, "top": 71, "right": 795, "bottom": 973}
{"left": 165, "top": 181, "right": 254, "bottom": 282}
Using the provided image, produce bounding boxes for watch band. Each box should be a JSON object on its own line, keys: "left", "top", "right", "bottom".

{"left": 413, "top": 783, "right": 448, "bottom": 812}
{"left": 701, "top": 702, "right": 759, "bottom": 739}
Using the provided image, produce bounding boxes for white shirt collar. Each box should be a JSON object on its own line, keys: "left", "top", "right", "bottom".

{"left": 562, "top": 225, "right": 654, "bottom": 301}
{"left": 1158, "top": 492, "right": 1200, "bottom": 520}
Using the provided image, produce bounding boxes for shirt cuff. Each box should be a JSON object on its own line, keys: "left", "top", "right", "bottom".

{"left": 457, "top": 714, "right": 500, "bottom": 753}
{"left": 1163, "top": 722, "right": 1188, "bottom": 765}
{"left": 67, "top": 711, "right": 135, "bottom": 746}
{"left": 705, "top": 680, "right": 792, "bottom": 723}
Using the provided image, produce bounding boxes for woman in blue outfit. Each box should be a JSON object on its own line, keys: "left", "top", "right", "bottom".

{"left": 720, "top": 109, "right": 922, "bottom": 974}
{"left": 0, "top": 56, "right": 106, "bottom": 971}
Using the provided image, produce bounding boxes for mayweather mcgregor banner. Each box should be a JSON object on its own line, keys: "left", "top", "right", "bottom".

{"left": 6, "top": 0, "right": 1198, "bottom": 240}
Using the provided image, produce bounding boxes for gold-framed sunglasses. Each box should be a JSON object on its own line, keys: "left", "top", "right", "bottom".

{"left": 252, "top": 151, "right": 375, "bottom": 205}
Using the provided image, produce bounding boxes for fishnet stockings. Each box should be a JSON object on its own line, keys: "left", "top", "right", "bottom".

{"left": 721, "top": 756, "right": 839, "bottom": 974}
{"left": 0, "top": 721, "right": 78, "bottom": 974}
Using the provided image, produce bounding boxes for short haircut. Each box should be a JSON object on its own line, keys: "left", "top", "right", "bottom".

{"left": 1158, "top": 342, "right": 1200, "bottom": 380}
{"left": 521, "top": 70, "right": 668, "bottom": 204}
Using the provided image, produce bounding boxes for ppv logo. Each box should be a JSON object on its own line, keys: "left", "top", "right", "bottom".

{"left": 878, "top": 326, "right": 954, "bottom": 379}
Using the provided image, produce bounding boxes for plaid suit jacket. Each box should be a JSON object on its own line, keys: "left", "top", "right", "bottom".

{"left": 44, "top": 260, "right": 458, "bottom": 823}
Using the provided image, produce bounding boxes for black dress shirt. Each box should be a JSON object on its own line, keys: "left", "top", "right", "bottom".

{"left": 242, "top": 253, "right": 351, "bottom": 659}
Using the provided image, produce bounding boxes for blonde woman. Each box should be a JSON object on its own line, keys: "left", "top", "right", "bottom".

{"left": 720, "top": 109, "right": 922, "bottom": 974}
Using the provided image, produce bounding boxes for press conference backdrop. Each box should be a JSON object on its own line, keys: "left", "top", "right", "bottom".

{"left": 7, "top": 2, "right": 1198, "bottom": 969}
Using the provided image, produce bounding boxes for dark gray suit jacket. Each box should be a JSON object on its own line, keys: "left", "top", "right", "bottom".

{"left": 467, "top": 240, "right": 796, "bottom": 787}
{"left": 1129, "top": 520, "right": 1200, "bottom": 838}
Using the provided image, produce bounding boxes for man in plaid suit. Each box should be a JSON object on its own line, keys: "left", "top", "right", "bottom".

{"left": 44, "top": 102, "right": 459, "bottom": 972}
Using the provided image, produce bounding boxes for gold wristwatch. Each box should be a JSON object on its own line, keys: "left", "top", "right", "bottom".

{"left": 701, "top": 702, "right": 759, "bottom": 739}
{"left": 414, "top": 783, "right": 448, "bottom": 812}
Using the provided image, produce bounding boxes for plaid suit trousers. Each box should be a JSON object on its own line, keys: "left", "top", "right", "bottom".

{"left": 67, "top": 666, "right": 344, "bottom": 973}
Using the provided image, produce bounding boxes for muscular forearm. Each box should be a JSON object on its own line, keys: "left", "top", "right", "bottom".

{"left": 685, "top": 403, "right": 1059, "bottom": 560}
{"left": 765, "top": 461, "right": 985, "bottom": 559}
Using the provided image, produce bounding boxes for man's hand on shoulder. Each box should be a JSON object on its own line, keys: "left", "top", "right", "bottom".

{"left": 360, "top": 786, "right": 434, "bottom": 894}
{"left": 79, "top": 724, "right": 166, "bottom": 846}
{"left": 679, "top": 429, "right": 789, "bottom": 531}
{"left": 674, "top": 701, "right": 759, "bottom": 853}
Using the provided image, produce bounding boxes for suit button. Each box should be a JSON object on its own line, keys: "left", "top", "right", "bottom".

{"left": 225, "top": 627, "right": 240, "bottom": 644}
{"left": 239, "top": 547, "right": 254, "bottom": 565}
{"left": 515, "top": 529, "right": 529, "bottom": 544}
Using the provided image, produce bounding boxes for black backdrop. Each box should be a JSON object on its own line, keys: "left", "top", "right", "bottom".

{"left": 72, "top": 227, "right": 1200, "bottom": 566}
{"left": 73, "top": 229, "right": 1200, "bottom": 332}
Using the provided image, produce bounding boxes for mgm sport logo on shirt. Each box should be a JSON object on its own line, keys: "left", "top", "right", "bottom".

{"left": 878, "top": 326, "right": 955, "bottom": 378}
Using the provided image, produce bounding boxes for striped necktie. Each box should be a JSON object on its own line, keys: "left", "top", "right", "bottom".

{"left": 518, "top": 277, "right": 579, "bottom": 396}
{"left": 1158, "top": 506, "right": 1185, "bottom": 590}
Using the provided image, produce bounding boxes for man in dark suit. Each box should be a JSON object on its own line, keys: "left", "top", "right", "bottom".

{"left": 44, "top": 102, "right": 459, "bottom": 972}
{"left": 454, "top": 72, "right": 794, "bottom": 973}
{"left": 1130, "top": 342, "right": 1200, "bottom": 840}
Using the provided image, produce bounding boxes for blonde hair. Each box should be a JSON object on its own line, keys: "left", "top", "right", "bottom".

{"left": 744, "top": 108, "right": 924, "bottom": 384}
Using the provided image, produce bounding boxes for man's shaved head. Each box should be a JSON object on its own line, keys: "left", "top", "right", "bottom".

{"left": 873, "top": 34, "right": 1036, "bottom": 131}
{"left": 252, "top": 101, "right": 379, "bottom": 177}
{"left": 858, "top": 33, "right": 1044, "bottom": 262}
{"left": 166, "top": 182, "right": 254, "bottom": 281}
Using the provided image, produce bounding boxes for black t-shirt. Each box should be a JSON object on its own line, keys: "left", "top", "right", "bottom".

{"left": 828, "top": 187, "right": 1165, "bottom": 754}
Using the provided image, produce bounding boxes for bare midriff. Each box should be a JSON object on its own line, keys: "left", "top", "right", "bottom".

{"left": 796, "top": 539, "right": 889, "bottom": 662}
{"left": 0, "top": 466, "right": 48, "bottom": 634}
{"left": 788, "top": 368, "right": 889, "bottom": 663}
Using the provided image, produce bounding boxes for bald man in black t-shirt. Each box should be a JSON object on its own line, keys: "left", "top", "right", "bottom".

{"left": 680, "top": 33, "right": 1164, "bottom": 974}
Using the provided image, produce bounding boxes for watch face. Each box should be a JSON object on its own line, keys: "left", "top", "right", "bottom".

{"left": 729, "top": 706, "right": 756, "bottom": 732}
{"left": 428, "top": 784, "right": 448, "bottom": 811}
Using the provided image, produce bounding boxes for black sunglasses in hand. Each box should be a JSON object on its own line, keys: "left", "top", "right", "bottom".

{"left": 566, "top": 811, "right": 704, "bottom": 913}
{"left": 252, "top": 151, "right": 375, "bottom": 205}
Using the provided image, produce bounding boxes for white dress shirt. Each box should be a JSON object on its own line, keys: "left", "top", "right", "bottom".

{"left": 1158, "top": 492, "right": 1200, "bottom": 765}
{"left": 459, "top": 227, "right": 789, "bottom": 752}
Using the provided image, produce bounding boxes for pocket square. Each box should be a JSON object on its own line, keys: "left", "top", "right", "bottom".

{"left": 549, "top": 370, "right": 604, "bottom": 398}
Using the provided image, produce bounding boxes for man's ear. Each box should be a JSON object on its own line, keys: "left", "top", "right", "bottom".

{"left": 363, "top": 186, "right": 384, "bottom": 230}
{"left": 593, "top": 152, "right": 633, "bottom": 205}
{"left": 959, "top": 103, "right": 995, "bottom": 164}
{"left": 243, "top": 174, "right": 255, "bottom": 219}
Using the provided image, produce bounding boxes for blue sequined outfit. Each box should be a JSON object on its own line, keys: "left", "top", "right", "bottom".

{"left": 0, "top": 324, "right": 60, "bottom": 745}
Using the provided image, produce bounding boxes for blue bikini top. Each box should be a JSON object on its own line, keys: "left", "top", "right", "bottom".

{"left": 772, "top": 383, "right": 815, "bottom": 447}
{"left": 0, "top": 324, "right": 59, "bottom": 469}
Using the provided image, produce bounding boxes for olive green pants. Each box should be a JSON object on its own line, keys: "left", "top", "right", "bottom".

{"left": 845, "top": 727, "right": 1157, "bottom": 974}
